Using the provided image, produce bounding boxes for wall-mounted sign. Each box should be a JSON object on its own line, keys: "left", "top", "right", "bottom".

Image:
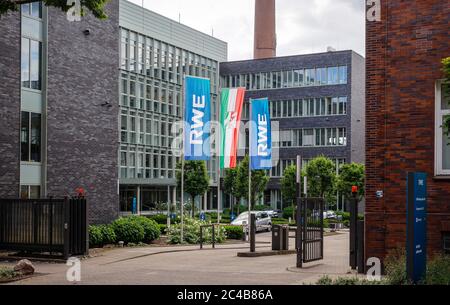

{"left": 406, "top": 172, "right": 427, "bottom": 284}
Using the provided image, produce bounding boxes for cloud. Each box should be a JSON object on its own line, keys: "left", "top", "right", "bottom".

{"left": 127, "top": 0, "right": 365, "bottom": 61}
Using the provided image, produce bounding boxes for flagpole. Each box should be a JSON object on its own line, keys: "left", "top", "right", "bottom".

{"left": 217, "top": 92, "right": 221, "bottom": 224}
{"left": 248, "top": 99, "right": 252, "bottom": 243}
{"left": 180, "top": 76, "right": 186, "bottom": 243}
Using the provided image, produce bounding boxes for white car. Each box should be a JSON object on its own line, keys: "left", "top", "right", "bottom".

{"left": 231, "top": 211, "right": 272, "bottom": 232}
{"left": 324, "top": 210, "right": 337, "bottom": 219}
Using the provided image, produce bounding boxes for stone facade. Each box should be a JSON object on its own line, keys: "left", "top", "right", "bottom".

{"left": 0, "top": 11, "right": 21, "bottom": 198}
{"left": 365, "top": 0, "right": 450, "bottom": 263}
{"left": 46, "top": 1, "right": 120, "bottom": 224}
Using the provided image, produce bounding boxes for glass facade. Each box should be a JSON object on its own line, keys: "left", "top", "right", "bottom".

{"left": 276, "top": 127, "right": 347, "bottom": 148}
{"left": 119, "top": 27, "right": 221, "bottom": 213}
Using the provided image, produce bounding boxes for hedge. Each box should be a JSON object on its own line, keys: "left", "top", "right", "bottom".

{"left": 223, "top": 225, "right": 244, "bottom": 240}
{"left": 88, "top": 224, "right": 116, "bottom": 248}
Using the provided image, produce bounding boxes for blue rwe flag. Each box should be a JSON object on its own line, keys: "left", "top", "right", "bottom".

{"left": 184, "top": 76, "right": 211, "bottom": 160}
{"left": 250, "top": 98, "right": 272, "bottom": 170}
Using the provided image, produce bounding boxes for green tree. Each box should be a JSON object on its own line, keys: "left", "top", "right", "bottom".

{"left": 0, "top": 0, "right": 109, "bottom": 19}
{"left": 176, "top": 161, "right": 210, "bottom": 217}
{"left": 235, "top": 156, "right": 269, "bottom": 209}
{"left": 336, "top": 163, "right": 365, "bottom": 201}
{"left": 304, "top": 156, "right": 337, "bottom": 207}
{"left": 223, "top": 167, "right": 239, "bottom": 213}
{"left": 281, "top": 165, "right": 297, "bottom": 220}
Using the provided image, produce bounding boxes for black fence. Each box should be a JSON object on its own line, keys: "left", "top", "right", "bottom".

{"left": 0, "top": 197, "right": 88, "bottom": 259}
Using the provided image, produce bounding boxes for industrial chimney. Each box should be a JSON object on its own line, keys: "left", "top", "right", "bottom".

{"left": 254, "top": 0, "right": 277, "bottom": 59}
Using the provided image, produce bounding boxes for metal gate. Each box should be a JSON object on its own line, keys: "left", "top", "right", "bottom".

{"left": 296, "top": 197, "right": 324, "bottom": 266}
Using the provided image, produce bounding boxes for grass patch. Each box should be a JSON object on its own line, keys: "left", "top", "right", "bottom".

{"left": 0, "top": 266, "right": 19, "bottom": 280}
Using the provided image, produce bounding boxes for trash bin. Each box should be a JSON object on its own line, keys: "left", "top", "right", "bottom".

{"left": 281, "top": 226, "right": 289, "bottom": 250}
{"left": 272, "top": 225, "right": 282, "bottom": 250}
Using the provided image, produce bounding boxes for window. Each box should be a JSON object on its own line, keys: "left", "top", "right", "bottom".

{"left": 339, "top": 97, "right": 347, "bottom": 115}
{"left": 305, "top": 69, "right": 315, "bottom": 86}
{"left": 21, "top": 38, "right": 41, "bottom": 90}
{"left": 339, "top": 66, "right": 348, "bottom": 84}
{"left": 436, "top": 81, "right": 450, "bottom": 176}
{"left": 328, "top": 67, "right": 339, "bottom": 85}
{"left": 21, "top": 112, "right": 41, "bottom": 162}
{"left": 317, "top": 68, "right": 327, "bottom": 85}
{"left": 22, "top": 2, "right": 42, "bottom": 18}
{"left": 444, "top": 232, "right": 450, "bottom": 254}
{"left": 20, "top": 185, "right": 40, "bottom": 199}
{"left": 303, "top": 129, "right": 314, "bottom": 146}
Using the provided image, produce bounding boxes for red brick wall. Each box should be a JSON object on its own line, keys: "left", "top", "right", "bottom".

{"left": 365, "top": 0, "right": 450, "bottom": 264}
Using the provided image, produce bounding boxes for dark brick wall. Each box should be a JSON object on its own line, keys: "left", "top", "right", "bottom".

{"left": 365, "top": 0, "right": 450, "bottom": 263}
{"left": 0, "top": 11, "right": 21, "bottom": 198}
{"left": 220, "top": 51, "right": 359, "bottom": 190}
{"left": 46, "top": 1, "right": 120, "bottom": 224}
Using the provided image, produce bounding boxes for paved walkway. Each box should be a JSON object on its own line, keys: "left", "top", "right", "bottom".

{"left": 1, "top": 231, "right": 353, "bottom": 285}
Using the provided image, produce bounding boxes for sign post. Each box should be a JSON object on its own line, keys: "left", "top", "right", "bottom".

{"left": 406, "top": 172, "right": 427, "bottom": 284}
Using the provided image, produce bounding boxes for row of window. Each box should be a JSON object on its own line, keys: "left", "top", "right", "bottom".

{"left": 270, "top": 158, "right": 346, "bottom": 177}
{"left": 278, "top": 127, "right": 347, "bottom": 147}
{"left": 120, "top": 28, "right": 218, "bottom": 91}
{"left": 269, "top": 97, "right": 347, "bottom": 118}
{"left": 222, "top": 66, "right": 348, "bottom": 91}
{"left": 20, "top": 185, "right": 40, "bottom": 199}
{"left": 21, "top": 111, "right": 41, "bottom": 162}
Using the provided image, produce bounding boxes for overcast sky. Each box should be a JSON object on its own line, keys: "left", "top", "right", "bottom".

{"left": 128, "top": 0, "right": 365, "bottom": 61}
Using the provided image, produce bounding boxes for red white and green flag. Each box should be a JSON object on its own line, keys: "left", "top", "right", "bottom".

{"left": 220, "top": 88, "right": 245, "bottom": 169}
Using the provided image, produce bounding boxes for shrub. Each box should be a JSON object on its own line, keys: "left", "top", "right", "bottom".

{"left": 88, "top": 225, "right": 104, "bottom": 248}
{"left": 424, "top": 255, "right": 450, "bottom": 285}
{"left": 254, "top": 205, "right": 271, "bottom": 211}
{"left": 223, "top": 226, "right": 244, "bottom": 240}
{"left": 111, "top": 217, "right": 145, "bottom": 244}
{"left": 0, "top": 267, "right": 19, "bottom": 280}
{"left": 282, "top": 206, "right": 295, "bottom": 219}
{"left": 88, "top": 224, "right": 116, "bottom": 248}
{"left": 323, "top": 219, "right": 329, "bottom": 229}
{"left": 158, "top": 224, "right": 167, "bottom": 235}
{"left": 316, "top": 276, "right": 384, "bottom": 285}
{"left": 133, "top": 216, "right": 160, "bottom": 243}
{"left": 147, "top": 214, "right": 169, "bottom": 225}
{"left": 167, "top": 217, "right": 226, "bottom": 244}
{"left": 384, "top": 247, "right": 410, "bottom": 285}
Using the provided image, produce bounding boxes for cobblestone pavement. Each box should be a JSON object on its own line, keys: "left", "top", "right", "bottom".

{"left": 1, "top": 231, "right": 354, "bottom": 285}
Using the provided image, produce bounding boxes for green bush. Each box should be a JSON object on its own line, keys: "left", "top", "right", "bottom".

{"left": 223, "top": 225, "right": 244, "bottom": 240}
{"left": 323, "top": 219, "right": 329, "bottom": 229}
{"left": 158, "top": 224, "right": 167, "bottom": 235}
{"left": 384, "top": 247, "right": 410, "bottom": 285}
{"left": 0, "top": 267, "right": 19, "bottom": 280}
{"left": 133, "top": 216, "right": 160, "bottom": 243}
{"left": 424, "top": 255, "right": 450, "bottom": 285}
{"left": 88, "top": 224, "right": 116, "bottom": 248}
{"left": 254, "top": 205, "right": 271, "bottom": 211}
{"left": 147, "top": 214, "right": 168, "bottom": 224}
{"left": 167, "top": 217, "right": 226, "bottom": 244}
{"left": 316, "top": 276, "right": 384, "bottom": 285}
{"left": 111, "top": 217, "right": 145, "bottom": 245}
{"left": 282, "top": 206, "right": 295, "bottom": 219}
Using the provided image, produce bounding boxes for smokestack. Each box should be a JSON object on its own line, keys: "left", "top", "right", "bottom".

{"left": 254, "top": 0, "right": 276, "bottom": 59}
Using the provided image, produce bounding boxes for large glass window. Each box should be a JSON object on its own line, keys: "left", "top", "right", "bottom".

{"left": 436, "top": 82, "right": 450, "bottom": 175}
{"left": 328, "top": 67, "right": 339, "bottom": 85}
{"left": 21, "top": 38, "right": 41, "bottom": 90}
{"left": 22, "top": 2, "right": 42, "bottom": 18}
{"left": 21, "top": 111, "right": 41, "bottom": 162}
{"left": 339, "top": 66, "right": 348, "bottom": 84}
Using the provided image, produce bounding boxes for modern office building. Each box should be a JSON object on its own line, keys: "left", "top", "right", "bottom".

{"left": 117, "top": 0, "right": 227, "bottom": 215}
{"left": 365, "top": 0, "right": 450, "bottom": 262}
{"left": 0, "top": 0, "right": 227, "bottom": 223}
{"left": 220, "top": 50, "right": 366, "bottom": 211}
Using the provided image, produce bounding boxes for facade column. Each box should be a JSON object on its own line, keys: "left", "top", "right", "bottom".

{"left": 137, "top": 185, "right": 141, "bottom": 215}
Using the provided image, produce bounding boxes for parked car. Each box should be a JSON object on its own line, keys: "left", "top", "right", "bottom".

{"left": 231, "top": 211, "right": 272, "bottom": 232}
{"left": 324, "top": 210, "right": 337, "bottom": 219}
{"left": 266, "top": 209, "right": 281, "bottom": 218}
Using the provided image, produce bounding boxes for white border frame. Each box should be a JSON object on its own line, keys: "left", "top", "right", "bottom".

{"left": 435, "top": 80, "right": 450, "bottom": 177}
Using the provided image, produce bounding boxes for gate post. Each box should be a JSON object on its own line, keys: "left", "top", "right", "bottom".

{"left": 296, "top": 198, "right": 303, "bottom": 268}
{"left": 349, "top": 187, "right": 359, "bottom": 270}
{"left": 357, "top": 220, "right": 365, "bottom": 274}
{"left": 63, "top": 197, "right": 70, "bottom": 260}
{"left": 250, "top": 214, "right": 256, "bottom": 253}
